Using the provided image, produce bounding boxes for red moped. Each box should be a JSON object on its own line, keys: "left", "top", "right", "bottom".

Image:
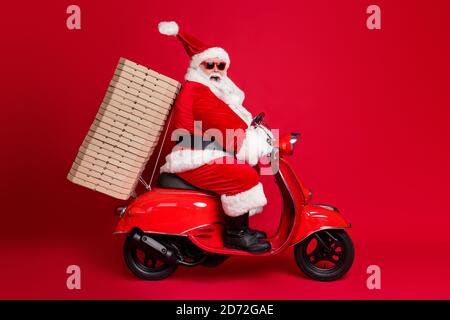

{"left": 114, "top": 113, "right": 354, "bottom": 281}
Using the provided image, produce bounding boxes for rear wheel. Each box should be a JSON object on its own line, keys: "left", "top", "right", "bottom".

{"left": 123, "top": 233, "right": 178, "bottom": 280}
{"left": 294, "top": 229, "right": 354, "bottom": 281}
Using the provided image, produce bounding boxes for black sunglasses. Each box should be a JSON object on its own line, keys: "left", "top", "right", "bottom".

{"left": 201, "top": 61, "right": 227, "bottom": 71}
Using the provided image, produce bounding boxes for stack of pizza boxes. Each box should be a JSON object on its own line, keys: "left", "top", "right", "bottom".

{"left": 67, "top": 58, "right": 180, "bottom": 200}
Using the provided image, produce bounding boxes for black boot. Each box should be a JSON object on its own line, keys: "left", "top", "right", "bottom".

{"left": 223, "top": 213, "right": 271, "bottom": 254}
{"left": 244, "top": 213, "right": 268, "bottom": 239}
{"left": 248, "top": 228, "right": 267, "bottom": 239}
{"left": 231, "top": 212, "right": 268, "bottom": 239}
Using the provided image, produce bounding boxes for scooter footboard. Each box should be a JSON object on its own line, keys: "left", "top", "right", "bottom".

{"left": 290, "top": 204, "right": 351, "bottom": 245}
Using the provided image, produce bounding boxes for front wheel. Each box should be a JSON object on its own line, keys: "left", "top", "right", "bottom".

{"left": 294, "top": 229, "right": 354, "bottom": 281}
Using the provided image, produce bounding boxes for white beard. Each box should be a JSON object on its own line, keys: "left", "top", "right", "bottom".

{"left": 185, "top": 65, "right": 254, "bottom": 126}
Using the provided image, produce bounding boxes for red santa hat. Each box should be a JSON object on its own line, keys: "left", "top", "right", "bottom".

{"left": 158, "top": 21, "right": 230, "bottom": 68}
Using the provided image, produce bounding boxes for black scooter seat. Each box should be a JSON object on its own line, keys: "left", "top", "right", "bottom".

{"left": 157, "top": 172, "right": 201, "bottom": 191}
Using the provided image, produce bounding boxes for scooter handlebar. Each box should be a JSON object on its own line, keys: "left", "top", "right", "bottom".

{"left": 252, "top": 112, "right": 265, "bottom": 125}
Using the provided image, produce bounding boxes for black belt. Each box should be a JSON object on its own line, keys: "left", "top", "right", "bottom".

{"left": 175, "top": 134, "right": 225, "bottom": 151}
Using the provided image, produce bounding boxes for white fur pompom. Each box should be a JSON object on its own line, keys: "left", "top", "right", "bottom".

{"left": 158, "top": 21, "right": 179, "bottom": 36}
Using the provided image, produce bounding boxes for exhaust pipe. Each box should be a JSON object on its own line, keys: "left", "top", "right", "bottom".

{"left": 128, "top": 229, "right": 178, "bottom": 264}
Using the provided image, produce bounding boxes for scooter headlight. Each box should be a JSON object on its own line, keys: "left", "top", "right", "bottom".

{"left": 290, "top": 133, "right": 300, "bottom": 152}
{"left": 278, "top": 132, "right": 301, "bottom": 156}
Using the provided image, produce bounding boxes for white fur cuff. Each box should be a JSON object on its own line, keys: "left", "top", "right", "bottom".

{"left": 236, "top": 126, "right": 273, "bottom": 166}
{"left": 221, "top": 183, "right": 267, "bottom": 217}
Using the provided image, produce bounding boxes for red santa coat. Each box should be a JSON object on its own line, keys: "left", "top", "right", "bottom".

{"left": 159, "top": 80, "right": 273, "bottom": 217}
{"left": 160, "top": 81, "right": 272, "bottom": 173}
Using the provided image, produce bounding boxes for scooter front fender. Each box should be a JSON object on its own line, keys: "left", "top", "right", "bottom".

{"left": 291, "top": 204, "right": 351, "bottom": 245}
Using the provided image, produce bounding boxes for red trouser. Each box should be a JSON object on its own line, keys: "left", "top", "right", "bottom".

{"left": 176, "top": 156, "right": 267, "bottom": 217}
{"left": 176, "top": 156, "right": 259, "bottom": 196}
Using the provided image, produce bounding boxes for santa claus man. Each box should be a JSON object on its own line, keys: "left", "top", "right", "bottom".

{"left": 158, "top": 21, "right": 274, "bottom": 253}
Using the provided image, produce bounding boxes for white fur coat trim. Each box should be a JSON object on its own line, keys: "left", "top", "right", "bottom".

{"left": 221, "top": 182, "right": 267, "bottom": 217}
{"left": 185, "top": 67, "right": 253, "bottom": 126}
{"left": 160, "top": 149, "right": 231, "bottom": 173}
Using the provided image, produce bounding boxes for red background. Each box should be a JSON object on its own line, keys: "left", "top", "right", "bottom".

{"left": 1, "top": 0, "right": 450, "bottom": 299}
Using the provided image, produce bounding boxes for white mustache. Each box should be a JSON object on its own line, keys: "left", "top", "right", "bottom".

{"left": 209, "top": 72, "right": 222, "bottom": 80}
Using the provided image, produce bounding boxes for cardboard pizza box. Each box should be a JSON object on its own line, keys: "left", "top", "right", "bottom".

{"left": 67, "top": 57, "right": 180, "bottom": 200}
